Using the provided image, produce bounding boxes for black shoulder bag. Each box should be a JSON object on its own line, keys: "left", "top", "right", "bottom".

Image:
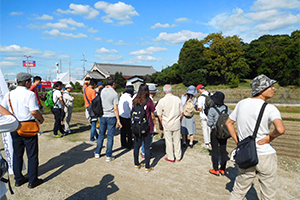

{"left": 235, "top": 102, "right": 268, "bottom": 169}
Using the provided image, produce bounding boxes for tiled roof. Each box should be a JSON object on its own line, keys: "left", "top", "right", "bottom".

{"left": 94, "top": 63, "right": 156, "bottom": 76}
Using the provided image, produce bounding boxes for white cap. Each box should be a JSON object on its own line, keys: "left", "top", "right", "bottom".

{"left": 65, "top": 84, "right": 73, "bottom": 89}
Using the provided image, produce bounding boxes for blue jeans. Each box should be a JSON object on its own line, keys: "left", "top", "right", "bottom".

{"left": 134, "top": 134, "right": 152, "bottom": 168}
{"left": 141, "top": 134, "right": 153, "bottom": 155}
{"left": 90, "top": 121, "right": 98, "bottom": 141}
{"left": 95, "top": 117, "right": 117, "bottom": 157}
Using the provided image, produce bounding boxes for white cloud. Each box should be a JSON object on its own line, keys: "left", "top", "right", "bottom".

{"left": 95, "top": 55, "right": 123, "bottom": 61}
{"left": 94, "top": 1, "right": 139, "bottom": 25}
{"left": 156, "top": 30, "right": 207, "bottom": 45}
{"left": 114, "top": 40, "right": 131, "bottom": 45}
{"left": 175, "top": 17, "right": 189, "bottom": 23}
{"left": 88, "top": 27, "right": 98, "bottom": 33}
{"left": 0, "top": 61, "right": 15, "bottom": 69}
{"left": 96, "top": 47, "right": 118, "bottom": 54}
{"left": 208, "top": 8, "right": 251, "bottom": 31}
{"left": 251, "top": 0, "right": 300, "bottom": 11}
{"left": 42, "top": 51, "right": 57, "bottom": 58}
{"left": 57, "top": 3, "right": 99, "bottom": 19}
{"left": 253, "top": 13, "right": 300, "bottom": 32}
{"left": 45, "top": 22, "right": 76, "bottom": 30}
{"left": 245, "top": 10, "right": 280, "bottom": 22}
{"left": 10, "top": 12, "right": 23, "bottom": 16}
{"left": 106, "top": 39, "right": 113, "bottom": 43}
{"left": 35, "top": 14, "right": 53, "bottom": 20}
{"left": 59, "top": 18, "right": 85, "bottom": 27}
{"left": 58, "top": 54, "right": 70, "bottom": 59}
{"left": 133, "top": 56, "right": 162, "bottom": 63}
{"left": 151, "top": 23, "right": 176, "bottom": 29}
{"left": 130, "top": 46, "right": 168, "bottom": 55}
{"left": 44, "top": 29, "right": 88, "bottom": 38}
{"left": 95, "top": 37, "right": 102, "bottom": 41}
{"left": 0, "top": 45, "right": 42, "bottom": 55}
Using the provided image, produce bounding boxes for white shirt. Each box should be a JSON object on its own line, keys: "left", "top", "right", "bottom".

{"left": 53, "top": 89, "right": 62, "bottom": 109}
{"left": 1, "top": 86, "right": 39, "bottom": 121}
{"left": 197, "top": 90, "right": 210, "bottom": 119}
{"left": 229, "top": 98, "right": 282, "bottom": 155}
{"left": 0, "top": 115, "right": 19, "bottom": 133}
{"left": 118, "top": 92, "right": 133, "bottom": 119}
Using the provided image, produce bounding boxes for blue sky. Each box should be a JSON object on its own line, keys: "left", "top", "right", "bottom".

{"left": 1, "top": 0, "right": 299, "bottom": 81}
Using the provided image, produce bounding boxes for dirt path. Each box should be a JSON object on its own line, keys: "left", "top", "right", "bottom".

{"left": 2, "top": 112, "right": 300, "bottom": 200}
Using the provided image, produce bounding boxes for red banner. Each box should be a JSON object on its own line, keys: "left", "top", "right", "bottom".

{"left": 40, "top": 82, "right": 52, "bottom": 88}
{"left": 23, "top": 60, "right": 36, "bottom": 67}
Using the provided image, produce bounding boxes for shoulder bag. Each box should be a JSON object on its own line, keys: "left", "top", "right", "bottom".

{"left": 234, "top": 102, "right": 268, "bottom": 169}
{"left": 8, "top": 93, "right": 39, "bottom": 137}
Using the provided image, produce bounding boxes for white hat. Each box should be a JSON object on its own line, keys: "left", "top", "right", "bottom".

{"left": 148, "top": 84, "right": 158, "bottom": 93}
{"left": 65, "top": 84, "right": 73, "bottom": 89}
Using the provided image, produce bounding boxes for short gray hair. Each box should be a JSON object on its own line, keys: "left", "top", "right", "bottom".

{"left": 163, "top": 84, "right": 172, "bottom": 93}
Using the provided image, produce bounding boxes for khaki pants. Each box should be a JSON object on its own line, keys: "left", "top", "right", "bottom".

{"left": 230, "top": 153, "right": 278, "bottom": 200}
{"left": 164, "top": 129, "right": 182, "bottom": 160}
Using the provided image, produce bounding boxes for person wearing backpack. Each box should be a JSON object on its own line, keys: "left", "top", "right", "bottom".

{"left": 180, "top": 85, "right": 197, "bottom": 148}
{"left": 132, "top": 84, "right": 155, "bottom": 173}
{"left": 83, "top": 79, "right": 98, "bottom": 142}
{"left": 226, "top": 75, "right": 285, "bottom": 200}
{"left": 207, "top": 92, "right": 231, "bottom": 176}
{"left": 197, "top": 84, "right": 214, "bottom": 149}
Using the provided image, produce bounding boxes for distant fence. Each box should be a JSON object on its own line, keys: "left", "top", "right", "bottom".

{"left": 153, "top": 88, "right": 300, "bottom": 104}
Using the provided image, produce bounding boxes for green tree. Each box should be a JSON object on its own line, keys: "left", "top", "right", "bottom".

{"left": 155, "top": 63, "right": 182, "bottom": 85}
{"left": 178, "top": 39, "right": 206, "bottom": 86}
{"left": 112, "top": 72, "right": 126, "bottom": 89}
{"left": 200, "top": 32, "right": 250, "bottom": 87}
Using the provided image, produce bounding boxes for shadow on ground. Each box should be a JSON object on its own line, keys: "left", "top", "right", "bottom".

{"left": 65, "top": 174, "right": 119, "bottom": 200}
{"left": 38, "top": 142, "right": 94, "bottom": 181}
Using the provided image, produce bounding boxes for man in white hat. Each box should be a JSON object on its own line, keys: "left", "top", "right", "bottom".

{"left": 226, "top": 74, "right": 285, "bottom": 199}
{"left": 63, "top": 84, "right": 74, "bottom": 134}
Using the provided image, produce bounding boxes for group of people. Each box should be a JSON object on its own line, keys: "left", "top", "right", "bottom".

{"left": 0, "top": 72, "right": 285, "bottom": 199}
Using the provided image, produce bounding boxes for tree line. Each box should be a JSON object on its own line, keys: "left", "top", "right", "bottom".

{"left": 147, "top": 30, "right": 300, "bottom": 88}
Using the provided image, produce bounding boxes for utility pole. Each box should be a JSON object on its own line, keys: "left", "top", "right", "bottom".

{"left": 24, "top": 55, "right": 31, "bottom": 74}
{"left": 81, "top": 53, "right": 87, "bottom": 78}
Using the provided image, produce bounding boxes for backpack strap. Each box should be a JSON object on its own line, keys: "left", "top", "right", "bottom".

{"left": 213, "top": 105, "right": 228, "bottom": 115}
{"left": 253, "top": 102, "right": 268, "bottom": 139}
{"left": 52, "top": 89, "right": 60, "bottom": 107}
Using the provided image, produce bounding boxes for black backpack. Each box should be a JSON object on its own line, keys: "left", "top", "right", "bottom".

{"left": 0, "top": 153, "right": 14, "bottom": 194}
{"left": 131, "top": 100, "right": 149, "bottom": 137}
{"left": 213, "top": 106, "right": 231, "bottom": 139}
{"left": 201, "top": 92, "right": 215, "bottom": 116}
{"left": 91, "top": 88, "right": 104, "bottom": 118}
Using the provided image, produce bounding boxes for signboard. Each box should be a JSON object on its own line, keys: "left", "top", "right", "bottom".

{"left": 23, "top": 60, "right": 36, "bottom": 67}
{"left": 40, "top": 82, "right": 52, "bottom": 88}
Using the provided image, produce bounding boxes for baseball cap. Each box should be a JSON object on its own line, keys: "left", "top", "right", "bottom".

{"left": 196, "top": 84, "right": 205, "bottom": 90}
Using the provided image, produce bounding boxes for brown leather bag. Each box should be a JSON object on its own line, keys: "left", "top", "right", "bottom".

{"left": 8, "top": 93, "right": 39, "bottom": 137}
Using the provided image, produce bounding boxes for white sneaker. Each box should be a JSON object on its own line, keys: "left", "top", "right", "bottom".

{"left": 95, "top": 153, "right": 100, "bottom": 158}
{"left": 106, "top": 156, "right": 115, "bottom": 162}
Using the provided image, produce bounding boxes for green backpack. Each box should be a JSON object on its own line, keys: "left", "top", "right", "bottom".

{"left": 45, "top": 90, "right": 58, "bottom": 108}
{"left": 201, "top": 92, "right": 215, "bottom": 116}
